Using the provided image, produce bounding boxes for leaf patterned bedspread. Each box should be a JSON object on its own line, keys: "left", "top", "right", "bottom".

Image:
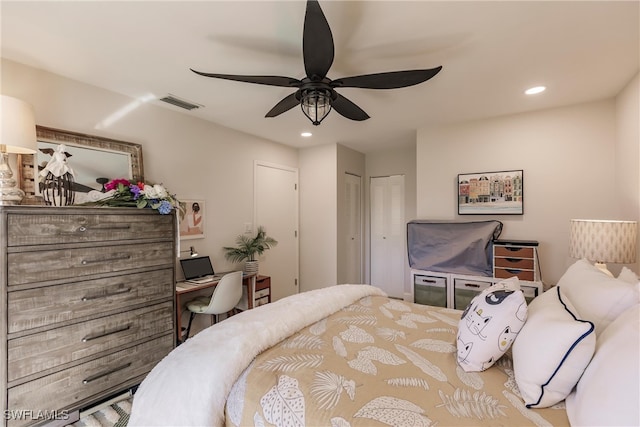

{"left": 225, "top": 296, "right": 569, "bottom": 427}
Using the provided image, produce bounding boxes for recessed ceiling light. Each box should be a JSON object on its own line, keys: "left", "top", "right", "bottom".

{"left": 301, "top": 132, "right": 312, "bottom": 137}
{"left": 525, "top": 86, "right": 546, "bottom": 95}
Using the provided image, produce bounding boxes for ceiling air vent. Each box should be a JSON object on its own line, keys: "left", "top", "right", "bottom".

{"left": 159, "top": 95, "right": 202, "bottom": 111}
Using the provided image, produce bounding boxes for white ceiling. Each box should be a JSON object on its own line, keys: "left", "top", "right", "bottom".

{"left": 2, "top": 1, "right": 638, "bottom": 153}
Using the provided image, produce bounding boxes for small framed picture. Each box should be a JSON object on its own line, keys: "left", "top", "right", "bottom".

{"left": 458, "top": 170, "right": 524, "bottom": 215}
{"left": 179, "top": 199, "right": 205, "bottom": 239}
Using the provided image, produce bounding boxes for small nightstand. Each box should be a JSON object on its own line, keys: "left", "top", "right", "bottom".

{"left": 254, "top": 275, "right": 272, "bottom": 307}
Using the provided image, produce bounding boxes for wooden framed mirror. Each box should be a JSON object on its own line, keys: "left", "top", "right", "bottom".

{"left": 20, "top": 126, "right": 144, "bottom": 198}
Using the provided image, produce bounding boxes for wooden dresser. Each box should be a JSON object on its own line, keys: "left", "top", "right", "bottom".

{"left": 0, "top": 206, "right": 176, "bottom": 426}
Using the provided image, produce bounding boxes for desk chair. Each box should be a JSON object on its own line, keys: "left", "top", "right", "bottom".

{"left": 183, "top": 271, "right": 242, "bottom": 340}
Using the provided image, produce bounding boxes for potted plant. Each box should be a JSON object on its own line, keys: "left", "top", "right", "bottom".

{"left": 223, "top": 226, "right": 278, "bottom": 274}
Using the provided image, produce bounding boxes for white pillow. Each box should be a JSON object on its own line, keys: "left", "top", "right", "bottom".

{"left": 618, "top": 266, "right": 639, "bottom": 284}
{"left": 512, "top": 286, "right": 595, "bottom": 408}
{"left": 557, "top": 259, "right": 639, "bottom": 335}
{"left": 457, "top": 277, "right": 527, "bottom": 372}
{"left": 566, "top": 304, "right": 640, "bottom": 426}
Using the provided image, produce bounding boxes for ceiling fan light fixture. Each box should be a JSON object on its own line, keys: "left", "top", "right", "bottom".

{"left": 301, "top": 89, "right": 332, "bottom": 126}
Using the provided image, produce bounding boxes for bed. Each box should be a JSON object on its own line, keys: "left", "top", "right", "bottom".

{"left": 129, "top": 260, "right": 639, "bottom": 427}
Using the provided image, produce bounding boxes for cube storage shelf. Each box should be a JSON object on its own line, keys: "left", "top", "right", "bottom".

{"left": 412, "top": 240, "right": 542, "bottom": 309}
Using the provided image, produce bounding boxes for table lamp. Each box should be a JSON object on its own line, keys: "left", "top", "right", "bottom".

{"left": 0, "top": 95, "right": 37, "bottom": 205}
{"left": 569, "top": 219, "right": 638, "bottom": 277}
{"left": 179, "top": 246, "right": 199, "bottom": 258}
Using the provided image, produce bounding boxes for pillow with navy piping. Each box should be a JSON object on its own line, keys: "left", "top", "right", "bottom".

{"left": 511, "top": 286, "right": 595, "bottom": 408}
{"left": 456, "top": 276, "right": 527, "bottom": 372}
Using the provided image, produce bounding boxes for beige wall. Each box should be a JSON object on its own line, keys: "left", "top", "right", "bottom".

{"left": 4, "top": 58, "right": 637, "bottom": 300}
{"left": 1, "top": 59, "right": 299, "bottom": 331}
{"left": 615, "top": 73, "right": 640, "bottom": 268}
{"left": 1, "top": 59, "right": 299, "bottom": 274}
{"left": 417, "top": 96, "right": 638, "bottom": 285}
{"left": 298, "top": 143, "right": 337, "bottom": 291}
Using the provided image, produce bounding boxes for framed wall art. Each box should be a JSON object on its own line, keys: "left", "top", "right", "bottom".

{"left": 179, "top": 199, "right": 205, "bottom": 239}
{"left": 458, "top": 170, "right": 523, "bottom": 215}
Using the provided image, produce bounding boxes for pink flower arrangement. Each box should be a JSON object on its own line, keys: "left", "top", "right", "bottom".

{"left": 90, "top": 179, "right": 184, "bottom": 215}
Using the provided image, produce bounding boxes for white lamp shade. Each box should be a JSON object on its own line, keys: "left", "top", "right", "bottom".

{"left": 1, "top": 95, "right": 37, "bottom": 154}
{"left": 569, "top": 219, "right": 638, "bottom": 264}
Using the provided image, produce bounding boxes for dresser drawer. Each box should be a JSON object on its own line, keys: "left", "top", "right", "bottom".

{"left": 494, "top": 267, "right": 535, "bottom": 281}
{"left": 8, "top": 301, "right": 173, "bottom": 382}
{"left": 494, "top": 246, "right": 534, "bottom": 258}
{"left": 254, "top": 288, "right": 270, "bottom": 299}
{"left": 494, "top": 257, "right": 534, "bottom": 269}
{"left": 256, "top": 276, "right": 270, "bottom": 291}
{"left": 8, "top": 242, "right": 173, "bottom": 286}
{"left": 8, "top": 268, "right": 174, "bottom": 334}
{"left": 7, "top": 213, "right": 174, "bottom": 247}
{"left": 255, "top": 296, "right": 269, "bottom": 307}
{"left": 7, "top": 335, "right": 173, "bottom": 427}
{"left": 453, "top": 277, "right": 494, "bottom": 310}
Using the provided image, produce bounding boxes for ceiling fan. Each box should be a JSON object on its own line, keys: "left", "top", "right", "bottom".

{"left": 191, "top": 0, "right": 442, "bottom": 126}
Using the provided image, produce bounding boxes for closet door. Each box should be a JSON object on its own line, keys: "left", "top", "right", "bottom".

{"left": 370, "top": 175, "right": 405, "bottom": 298}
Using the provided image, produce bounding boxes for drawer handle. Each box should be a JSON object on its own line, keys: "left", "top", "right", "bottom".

{"left": 506, "top": 268, "right": 522, "bottom": 274}
{"left": 464, "top": 283, "right": 480, "bottom": 288}
{"left": 77, "top": 225, "right": 132, "bottom": 232}
{"left": 83, "top": 363, "right": 132, "bottom": 384}
{"left": 82, "top": 287, "right": 132, "bottom": 301}
{"left": 81, "top": 254, "right": 132, "bottom": 265}
{"left": 505, "top": 257, "right": 521, "bottom": 263}
{"left": 82, "top": 324, "right": 132, "bottom": 342}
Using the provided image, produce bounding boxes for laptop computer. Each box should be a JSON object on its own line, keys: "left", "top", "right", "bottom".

{"left": 180, "top": 256, "right": 219, "bottom": 284}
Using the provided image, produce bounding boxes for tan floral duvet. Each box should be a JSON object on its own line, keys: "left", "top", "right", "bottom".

{"left": 226, "top": 295, "right": 569, "bottom": 427}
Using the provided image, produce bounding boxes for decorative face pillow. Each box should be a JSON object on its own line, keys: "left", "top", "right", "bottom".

{"left": 456, "top": 277, "right": 527, "bottom": 372}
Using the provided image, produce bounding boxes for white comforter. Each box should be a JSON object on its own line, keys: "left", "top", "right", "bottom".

{"left": 128, "top": 284, "right": 385, "bottom": 427}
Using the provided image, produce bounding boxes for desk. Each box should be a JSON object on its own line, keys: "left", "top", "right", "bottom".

{"left": 175, "top": 273, "right": 271, "bottom": 342}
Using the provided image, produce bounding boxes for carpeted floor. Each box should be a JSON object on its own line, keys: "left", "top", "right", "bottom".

{"left": 65, "top": 397, "right": 132, "bottom": 427}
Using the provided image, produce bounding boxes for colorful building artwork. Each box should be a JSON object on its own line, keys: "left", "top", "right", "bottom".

{"left": 458, "top": 170, "right": 523, "bottom": 215}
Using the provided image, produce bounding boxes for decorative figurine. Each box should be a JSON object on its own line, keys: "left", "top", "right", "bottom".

{"left": 39, "top": 144, "right": 76, "bottom": 206}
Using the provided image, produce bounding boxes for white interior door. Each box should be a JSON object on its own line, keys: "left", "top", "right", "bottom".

{"left": 345, "top": 173, "right": 362, "bottom": 284}
{"left": 370, "top": 175, "right": 405, "bottom": 298}
{"left": 255, "top": 162, "right": 299, "bottom": 302}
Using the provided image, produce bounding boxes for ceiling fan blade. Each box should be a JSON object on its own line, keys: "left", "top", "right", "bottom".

{"left": 332, "top": 93, "right": 370, "bottom": 121}
{"left": 332, "top": 67, "right": 442, "bottom": 89}
{"left": 303, "top": 0, "right": 334, "bottom": 79}
{"left": 265, "top": 93, "right": 300, "bottom": 118}
{"left": 190, "top": 70, "right": 301, "bottom": 88}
